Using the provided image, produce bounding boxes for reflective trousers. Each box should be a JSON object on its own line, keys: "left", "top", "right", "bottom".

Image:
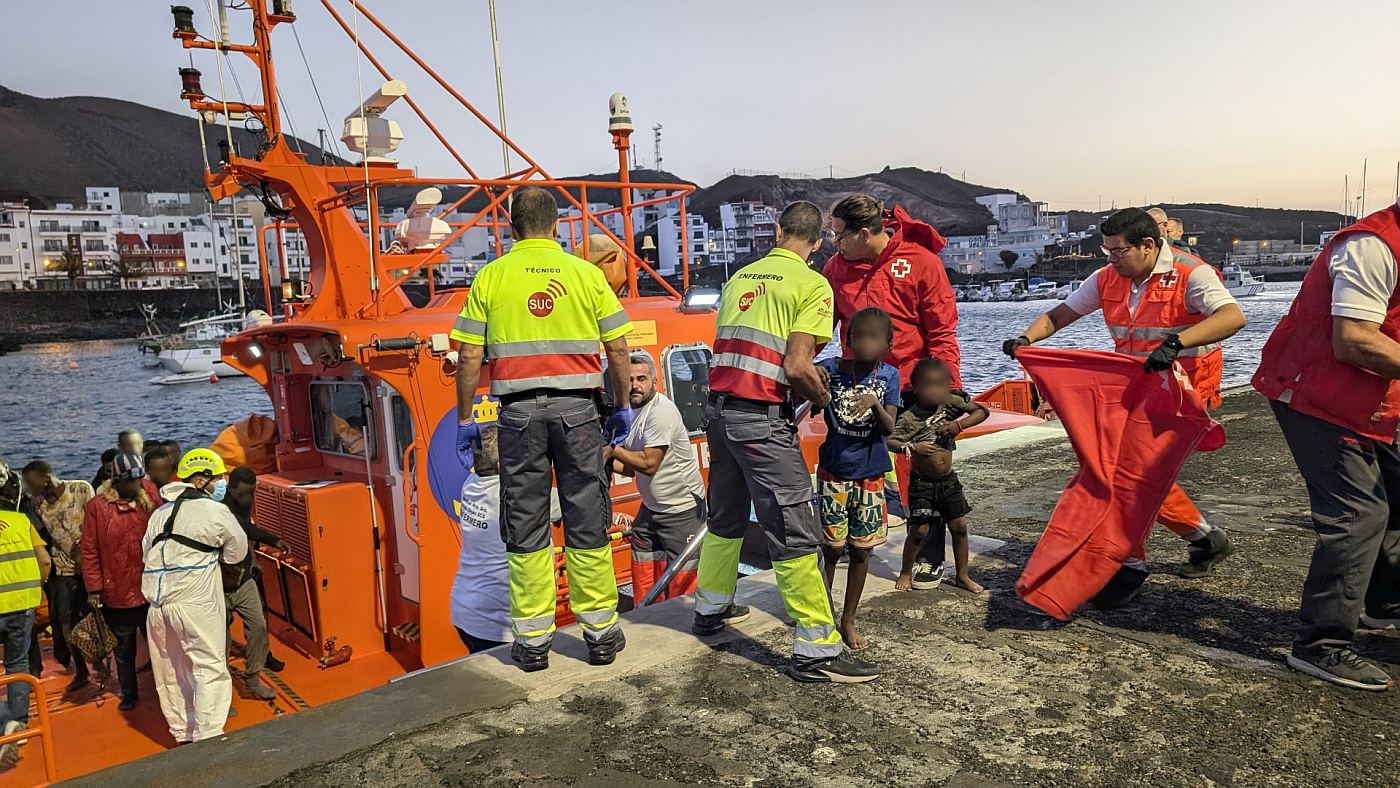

{"left": 498, "top": 392, "right": 618, "bottom": 647}
{"left": 1125, "top": 484, "right": 1214, "bottom": 568}
{"left": 694, "top": 400, "right": 842, "bottom": 661}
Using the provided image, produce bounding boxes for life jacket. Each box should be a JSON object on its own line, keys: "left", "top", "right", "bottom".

{"left": 1252, "top": 204, "right": 1400, "bottom": 442}
{"left": 0, "top": 510, "right": 43, "bottom": 614}
{"left": 1098, "top": 248, "right": 1224, "bottom": 408}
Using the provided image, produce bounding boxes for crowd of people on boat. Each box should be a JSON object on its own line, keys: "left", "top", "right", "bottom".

{"left": 0, "top": 433, "right": 287, "bottom": 764}
{"left": 1, "top": 190, "right": 1398, "bottom": 769}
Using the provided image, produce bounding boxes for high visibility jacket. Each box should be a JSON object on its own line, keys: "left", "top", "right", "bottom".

{"left": 450, "top": 238, "right": 633, "bottom": 395}
{"left": 711, "top": 247, "right": 834, "bottom": 403}
{"left": 0, "top": 510, "right": 43, "bottom": 614}
{"left": 1253, "top": 204, "right": 1400, "bottom": 442}
{"left": 824, "top": 206, "right": 961, "bottom": 390}
{"left": 1099, "top": 248, "right": 1224, "bottom": 408}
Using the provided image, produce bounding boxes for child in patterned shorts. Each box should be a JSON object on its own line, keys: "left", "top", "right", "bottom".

{"left": 816, "top": 307, "right": 900, "bottom": 650}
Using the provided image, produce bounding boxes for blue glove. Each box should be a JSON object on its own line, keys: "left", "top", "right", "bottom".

{"left": 456, "top": 419, "right": 480, "bottom": 469}
{"left": 606, "top": 406, "right": 634, "bottom": 446}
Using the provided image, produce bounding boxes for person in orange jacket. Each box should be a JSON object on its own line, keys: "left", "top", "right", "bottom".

{"left": 1003, "top": 207, "right": 1246, "bottom": 599}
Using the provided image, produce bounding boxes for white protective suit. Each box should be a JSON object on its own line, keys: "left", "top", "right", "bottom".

{"left": 142, "top": 481, "right": 247, "bottom": 743}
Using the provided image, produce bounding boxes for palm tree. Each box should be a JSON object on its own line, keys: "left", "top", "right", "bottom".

{"left": 999, "top": 249, "right": 1020, "bottom": 270}
{"left": 50, "top": 249, "right": 85, "bottom": 285}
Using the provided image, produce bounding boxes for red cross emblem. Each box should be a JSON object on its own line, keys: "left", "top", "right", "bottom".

{"left": 890, "top": 258, "right": 911, "bottom": 278}
{"left": 1159, "top": 270, "right": 1179, "bottom": 288}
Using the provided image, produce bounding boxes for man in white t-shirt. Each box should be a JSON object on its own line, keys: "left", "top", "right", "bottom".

{"left": 1003, "top": 207, "right": 1247, "bottom": 588}
{"left": 609, "top": 353, "right": 714, "bottom": 604}
{"left": 450, "top": 425, "right": 560, "bottom": 653}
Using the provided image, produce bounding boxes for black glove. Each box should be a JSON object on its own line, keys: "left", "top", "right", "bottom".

{"left": 1002, "top": 335, "right": 1031, "bottom": 358}
{"left": 1144, "top": 334, "right": 1184, "bottom": 372}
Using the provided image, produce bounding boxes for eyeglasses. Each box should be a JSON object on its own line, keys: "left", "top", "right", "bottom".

{"left": 824, "top": 227, "right": 861, "bottom": 244}
{"left": 1101, "top": 243, "right": 1140, "bottom": 259}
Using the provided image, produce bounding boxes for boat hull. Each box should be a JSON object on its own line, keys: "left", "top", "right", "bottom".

{"left": 1227, "top": 283, "right": 1265, "bottom": 297}
{"left": 158, "top": 345, "right": 245, "bottom": 377}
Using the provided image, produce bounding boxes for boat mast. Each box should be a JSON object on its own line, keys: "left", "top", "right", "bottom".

{"left": 488, "top": 0, "right": 510, "bottom": 176}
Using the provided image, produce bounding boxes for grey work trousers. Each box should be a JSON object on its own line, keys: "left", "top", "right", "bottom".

{"left": 703, "top": 400, "right": 822, "bottom": 563}
{"left": 225, "top": 579, "right": 269, "bottom": 676}
{"left": 1271, "top": 401, "right": 1400, "bottom": 652}
{"left": 497, "top": 392, "right": 611, "bottom": 554}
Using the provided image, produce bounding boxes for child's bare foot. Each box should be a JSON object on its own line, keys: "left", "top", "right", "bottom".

{"left": 839, "top": 621, "right": 867, "bottom": 650}
{"left": 894, "top": 573, "right": 913, "bottom": 592}
{"left": 954, "top": 574, "right": 985, "bottom": 594}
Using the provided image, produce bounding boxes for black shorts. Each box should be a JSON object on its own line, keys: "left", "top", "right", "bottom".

{"left": 907, "top": 471, "right": 971, "bottom": 522}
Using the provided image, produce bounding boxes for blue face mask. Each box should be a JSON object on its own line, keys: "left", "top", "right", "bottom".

{"left": 209, "top": 479, "right": 228, "bottom": 502}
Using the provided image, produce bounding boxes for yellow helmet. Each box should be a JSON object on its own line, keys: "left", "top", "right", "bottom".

{"left": 176, "top": 448, "right": 227, "bottom": 479}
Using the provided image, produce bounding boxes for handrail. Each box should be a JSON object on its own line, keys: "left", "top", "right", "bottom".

{"left": 638, "top": 400, "right": 813, "bottom": 608}
{"left": 0, "top": 673, "right": 55, "bottom": 783}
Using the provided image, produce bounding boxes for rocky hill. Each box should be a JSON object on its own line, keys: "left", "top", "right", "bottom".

{"left": 1067, "top": 204, "right": 1347, "bottom": 263}
{"left": 0, "top": 84, "right": 339, "bottom": 205}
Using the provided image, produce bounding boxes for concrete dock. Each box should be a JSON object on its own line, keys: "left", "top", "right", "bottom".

{"left": 86, "top": 391, "right": 1400, "bottom": 787}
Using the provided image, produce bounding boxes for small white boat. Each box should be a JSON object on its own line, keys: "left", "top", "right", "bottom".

{"left": 1027, "top": 282, "right": 1058, "bottom": 300}
{"left": 1222, "top": 265, "right": 1266, "bottom": 297}
{"left": 1056, "top": 279, "right": 1084, "bottom": 300}
{"left": 149, "top": 370, "right": 225, "bottom": 386}
{"left": 152, "top": 311, "right": 253, "bottom": 377}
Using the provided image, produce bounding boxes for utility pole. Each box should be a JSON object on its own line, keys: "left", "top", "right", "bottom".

{"left": 1361, "top": 158, "right": 1369, "bottom": 217}
{"left": 488, "top": 0, "right": 511, "bottom": 176}
{"left": 653, "top": 124, "right": 663, "bottom": 173}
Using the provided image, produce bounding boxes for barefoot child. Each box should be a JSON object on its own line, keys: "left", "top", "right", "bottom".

{"left": 815, "top": 307, "right": 901, "bottom": 650}
{"left": 890, "top": 358, "right": 989, "bottom": 594}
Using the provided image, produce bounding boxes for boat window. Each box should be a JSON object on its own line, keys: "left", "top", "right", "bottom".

{"left": 310, "top": 381, "right": 375, "bottom": 459}
{"left": 390, "top": 394, "right": 414, "bottom": 464}
{"left": 660, "top": 343, "right": 712, "bottom": 435}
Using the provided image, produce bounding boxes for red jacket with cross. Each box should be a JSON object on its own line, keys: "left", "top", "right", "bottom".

{"left": 823, "top": 205, "right": 961, "bottom": 391}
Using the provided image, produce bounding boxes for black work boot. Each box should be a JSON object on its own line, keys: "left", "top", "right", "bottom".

{"left": 510, "top": 641, "right": 550, "bottom": 673}
{"left": 1181, "top": 528, "right": 1235, "bottom": 579}
{"left": 586, "top": 628, "right": 626, "bottom": 666}
{"left": 1091, "top": 564, "right": 1150, "bottom": 610}
{"left": 788, "top": 649, "right": 882, "bottom": 683}
{"left": 691, "top": 604, "right": 751, "bottom": 636}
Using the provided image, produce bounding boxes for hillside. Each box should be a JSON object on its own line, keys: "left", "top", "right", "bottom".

{"left": 691, "top": 166, "right": 1015, "bottom": 237}
{"left": 1067, "top": 204, "right": 1347, "bottom": 263}
{"left": 0, "top": 85, "right": 339, "bottom": 205}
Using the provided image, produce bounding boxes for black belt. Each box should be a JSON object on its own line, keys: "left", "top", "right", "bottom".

{"left": 708, "top": 392, "right": 793, "bottom": 419}
{"left": 499, "top": 388, "right": 596, "bottom": 406}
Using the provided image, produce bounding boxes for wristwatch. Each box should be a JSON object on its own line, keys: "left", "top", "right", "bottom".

{"left": 1162, "top": 333, "right": 1184, "bottom": 351}
{"left": 901, "top": 444, "right": 912, "bottom": 458}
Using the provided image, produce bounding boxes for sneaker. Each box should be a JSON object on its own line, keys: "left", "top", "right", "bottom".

{"left": 510, "top": 641, "right": 550, "bottom": 673}
{"left": 911, "top": 562, "right": 944, "bottom": 590}
{"left": 117, "top": 694, "right": 139, "bottom": 712}
{"left": 1359, "top": 613, "right": 1400, "bottom": 631}
{"left": 788, "top": 650, "right": 882, "bottom": 684}
{"left": 692, "top": 604, "right": 750, "bottom": 636}
{"left": 586, "top": 628, "right": 627, "bottom": 666}
{"left": 264, "top": 653, "right": 286, "bottom": 673}
{"left": 1180, "top": 529, "right": 1235, "bottom": 579}
{"left": 0, "top": 721, "right": 23, "bottom": 768}
{"left": 1287, "top": 648, "right": 1393, "bottom": 691}
{"left": 1091, "top": 565, "right": 1150, "bottom": 610}
{"left": 244, "top": 676, "right": 277, "bottom": 701}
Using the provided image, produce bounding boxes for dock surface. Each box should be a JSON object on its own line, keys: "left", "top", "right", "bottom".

{"left": 86, "top": 392, "right": 1400, "bottom": 787}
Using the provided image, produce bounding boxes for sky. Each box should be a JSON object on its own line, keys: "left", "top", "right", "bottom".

{"left": 5, "top": 0, "right": 1400, "bottom": 212}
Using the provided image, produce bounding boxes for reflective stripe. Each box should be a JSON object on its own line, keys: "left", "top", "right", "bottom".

{"left": 1106, "top": 325, "right": 1131, "bottom": 340}
{"left": 574, "top": 608, "right": 619, "bottom": 631}
{"left": 631, "top": 550, "right": 670, "bottom": 563}
{"left": 794, "top": 624, "right": 838, "bottom": 643}
{"left": 793, "top": 637, "right": 843, "bottom": 659}
{"left": 0, "top": 578, "right": 42, "bottom": 594}
{"left": 716, "top": 324, "right": 788, "bottom": 354}
{"left": 598, "top": 309, "right": 630, "bottom": 334}
{"left": 488, "top": 339, "right": 602, "bottom": 359}
{"left": 694, "top": 588, "right": 735, "bottom": 616}
{"left": 0, "top": 551, "right": 34, "bottom": 563}
{"left": 511, "top": 613, "right": 556, "bottom": 646}
{"left": 493, "top": 372, "right": 604, "bottom": 394}
{"left": 711, "top": 352, "right": 788, "bottom": 383}
{"left": 452, "top": 315, "right": 486, "bottom": 337}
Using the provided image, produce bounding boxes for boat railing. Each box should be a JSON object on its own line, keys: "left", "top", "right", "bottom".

{"left": 0, "top": 672, "right": 55, "bottom": 783}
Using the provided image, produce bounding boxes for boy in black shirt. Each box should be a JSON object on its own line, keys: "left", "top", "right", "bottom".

{"left": 889, "top": 358, "right": 988, "bottom": 593}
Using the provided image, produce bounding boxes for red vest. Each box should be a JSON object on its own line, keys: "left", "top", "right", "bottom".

{"left": 1098, "top": 250, "right": 1224, "bottom": 408}
{"left": 1252, "top": 205, "right": 1400, "bottom": 442}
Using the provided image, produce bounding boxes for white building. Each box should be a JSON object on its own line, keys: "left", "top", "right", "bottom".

{"left": 0, "top": 204, "right": 39, "bottom": 289}
{"left": 85, "top": 187, "right": 121, "bottom": 213}
{"left": 940, "top": 194, "right": 1076, "bottom": 274}
{"left": 653, "top": 212, "right": 709, "bottom": 276}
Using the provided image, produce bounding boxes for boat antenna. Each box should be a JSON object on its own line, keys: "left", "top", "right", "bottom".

{"left": 204, "top": 0, "right": 246, "bottom": 314}
{"left": 348, "top": 1, "right": 380, "bottom": 310}
{"left": 488, "top": 0, "right": 511, "bottom": 176}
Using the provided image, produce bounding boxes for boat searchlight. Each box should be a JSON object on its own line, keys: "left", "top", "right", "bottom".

{"left": 342, "top": 80, "right": 408, "bottom": 163}
{"left": 680, "top": 287, "right": 722, "bottom": 313}
{"left": 171, "top": 6, "right": 197, "bottom": 39}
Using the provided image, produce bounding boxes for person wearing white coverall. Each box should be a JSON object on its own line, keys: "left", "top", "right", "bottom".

{"left": 141, "top": 449, "right": 247, "bottom": 744}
